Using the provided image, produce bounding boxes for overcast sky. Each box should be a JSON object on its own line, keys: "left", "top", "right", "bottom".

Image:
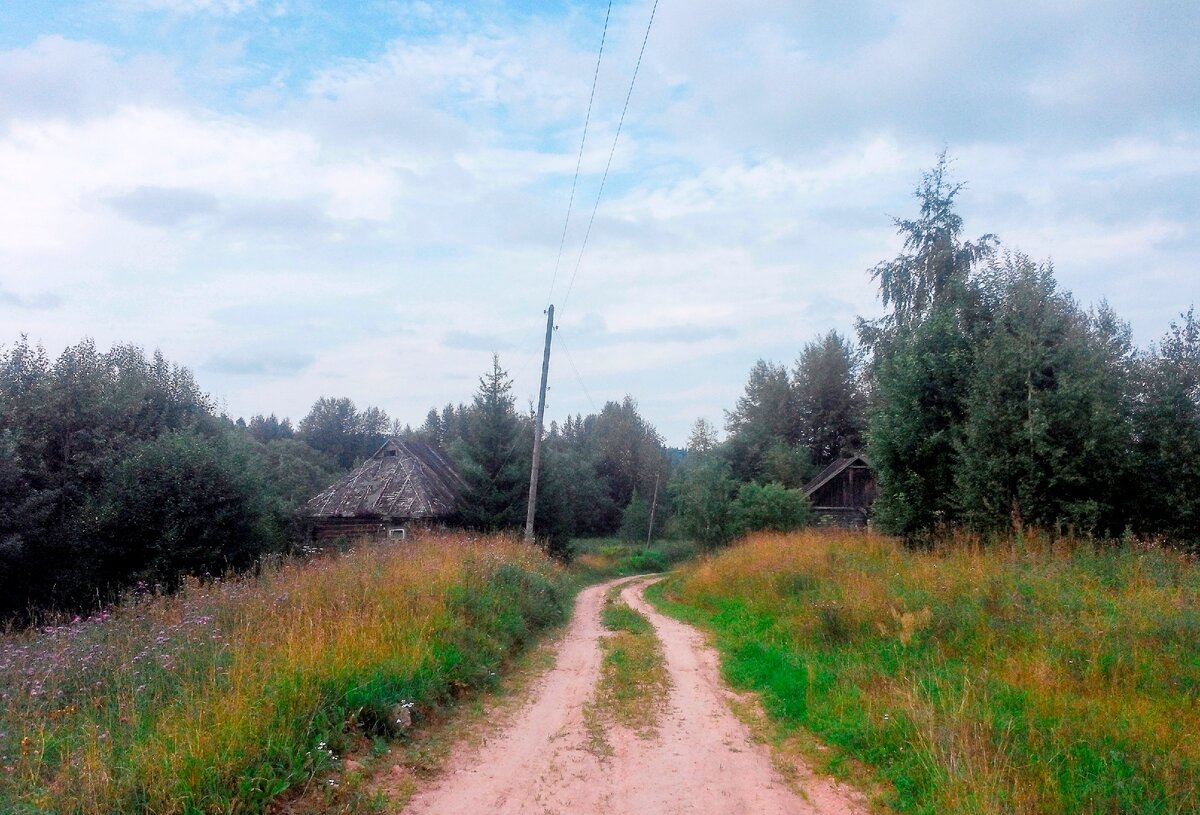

{"left": 1, "top": 0, "right": 1197, "bottom": 444}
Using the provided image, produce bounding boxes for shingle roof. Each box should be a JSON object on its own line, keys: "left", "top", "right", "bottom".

{"left": 304, "top": 438, "right": 465, "bottom": 520}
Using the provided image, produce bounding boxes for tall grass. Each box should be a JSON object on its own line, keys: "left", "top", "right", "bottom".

{"left": 656, "top": 530, "right": 1200, "bottom": 814}
{"left": 0, "top": 533, "right": 567, "bottom": 815}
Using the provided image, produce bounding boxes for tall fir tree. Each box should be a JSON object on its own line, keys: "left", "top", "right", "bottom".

{"left": 452, "top": 355, "right": 529, "bottom": 532}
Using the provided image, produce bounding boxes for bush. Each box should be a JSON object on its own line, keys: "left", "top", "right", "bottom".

{"left": 91, "top": 429, "right": 272, "bottom": 591}
{"left": 733, "top": 481, "right": 812, "bottom": 533}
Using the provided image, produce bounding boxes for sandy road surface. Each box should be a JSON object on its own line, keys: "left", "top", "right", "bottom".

{"left": 400, "top": 576, "right": 867, "bottom": 815}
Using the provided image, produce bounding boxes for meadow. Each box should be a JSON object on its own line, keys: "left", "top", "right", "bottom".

{"left": 653, "top": 529, "right": 1200, "bottom": 815}
{"left": 0, "top": 533, "right": 568, "bottom": 815}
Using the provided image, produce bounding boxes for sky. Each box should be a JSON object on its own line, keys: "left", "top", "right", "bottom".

{"left": 0, "top": 0, "right": 1197, "bottom": 445}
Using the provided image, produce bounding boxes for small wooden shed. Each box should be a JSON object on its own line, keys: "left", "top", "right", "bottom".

{"left": 802, "top": 453, "right": 877, "bottom": 528}
{"left": 303, "top": 438, "right": 465, "bottom": 542}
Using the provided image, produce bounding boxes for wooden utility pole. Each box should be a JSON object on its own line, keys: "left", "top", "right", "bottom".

{"left": 525, "top": 305, "right": 555, "bottom": 543}
{"left": 645, "top": 472, "right": 660, "bottom": 550}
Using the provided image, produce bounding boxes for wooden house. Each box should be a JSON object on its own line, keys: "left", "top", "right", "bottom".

{"left": 802, "top": 453, "right": 877, "bottom": 528}
{"left": 303, "top": 438, "right": 465, "bottom": 542}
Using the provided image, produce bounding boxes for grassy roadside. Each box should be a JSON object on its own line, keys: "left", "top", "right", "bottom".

{"left": 650, "top": 529, "right": 1200, "bottom": 815}
{"left": 585, "top": 582, "right": 670, "bottom": 753}
{"left": 0, "top": 533, "right": 570, "bottom": 815}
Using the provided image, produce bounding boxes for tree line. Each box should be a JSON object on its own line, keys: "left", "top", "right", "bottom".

{"left": 703, "top": 153, "right": 1199, "bottom": 547}
{"left": 0, "top": 340, "right": 680, "bottom": 616}
{"left": 861, "top": 156, "right": 1199, "bottom": 544}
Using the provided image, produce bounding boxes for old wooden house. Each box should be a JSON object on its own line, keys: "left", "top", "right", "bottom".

{"left": 802, "top": 453, "right": 878, "bottom": 528}
{"left": 303, "top": 438, "right": 465, "bottom": 542}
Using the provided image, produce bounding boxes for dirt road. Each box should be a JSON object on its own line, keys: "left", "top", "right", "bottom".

{"left": 401, "top": 576, "right": 868, "bottom": 815}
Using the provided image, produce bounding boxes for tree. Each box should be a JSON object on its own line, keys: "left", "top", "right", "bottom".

{"left": 90, "top": 429, "right": 270, "bottom": 592}
{"left": 1133, "top": 307, "right": 1200, "bottom": 544}
{"left": 298, "top": 397, "right": 361, "bottom": 469}
{"left": 724, "top": 360, "right": 798, "bottom": 482}
{"left": 247, "top": 413, "right": 294, "bottom": 443}
{"left": 619, "top": 493, "right": 656, "bottom": 543}
{"left": 858, "top": 152, "right": 997, "bottom": 359}
{"left": 585, "top": 396, "right": 670, "bottom": 517}
{"left": 793, "top": 330, "right": 865, "bottom": 466}
{"left": 869, "top": 306, "right": 973, "bottom": 538}
{"left": 686, "top": 418, "right": 719, "bottom": 454}
{"left": 955, "top": 254, "right": 1132, "bottom": 535}
{"left": 758, "top": 440, "right": 812, "bottom": 488}
{"left": 540, "top": 433, "right": 616, "bottom": 538}
{"left": 453, "top": 355, "right": 529, "bottom": 532}
{"left": 298, "top": 397, "right": 390, "bottom": 469}
{"left": 671, "top": 457, "right": 738, "bottom": 549}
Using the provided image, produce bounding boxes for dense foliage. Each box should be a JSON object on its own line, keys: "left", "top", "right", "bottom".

{"left": 0, "top": 338, "right": 342, "bottom": 618}
{"left": 861, "top": 156, "right": 1200, "bottom": 544}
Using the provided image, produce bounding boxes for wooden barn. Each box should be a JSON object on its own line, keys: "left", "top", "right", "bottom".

{"left": 303, "top": 438, "right": 465, "bottom": 542}
{"left": 803, "top": 453, "right": 878, "bottom": 528}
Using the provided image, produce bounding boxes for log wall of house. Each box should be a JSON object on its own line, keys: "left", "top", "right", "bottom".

{"left": 810, "top": 464, "right": 878, "bottom": 510}
{"left": 311, "top": 517, "right": 395, "bottom": 542}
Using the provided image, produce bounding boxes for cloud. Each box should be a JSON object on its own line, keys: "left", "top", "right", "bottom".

{"left": 106, "top": 185, "right": 219, "bottom": 227}
{"left": 443, "top": 330, "right": 513, "bottom": 352}
{"left": 205, "top": 349, "right": 313, "bottom": 376}
{"left": 115, "top": 0, "right": 259, "bottom": 15}
{"left": 0, "top": 36, "right": 179, "bottom": 125}
{"left": 0, "top": 287, "right": 63, "bottom": 310}
{"left": 0, "top": 0, "right": 1196, "bottom": 445}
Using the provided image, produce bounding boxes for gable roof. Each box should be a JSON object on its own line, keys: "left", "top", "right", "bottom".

{"left": 304, "top": 438, "right": 465, "bottom": 520}
{"left": 802, "top": 453, "right": 871, "bottom": 498}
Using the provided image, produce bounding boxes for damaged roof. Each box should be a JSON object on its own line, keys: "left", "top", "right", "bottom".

{"left": 304, "top": 438, "right": 465, "bottom": 520}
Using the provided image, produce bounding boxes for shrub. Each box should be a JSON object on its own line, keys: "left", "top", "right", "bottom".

{"left": 733, "top": 481, "right": 812, "bottom": 533}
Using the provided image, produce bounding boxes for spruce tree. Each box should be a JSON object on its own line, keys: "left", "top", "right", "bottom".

{"left": 453, "top": 355, "right": 529, "bottom": 531}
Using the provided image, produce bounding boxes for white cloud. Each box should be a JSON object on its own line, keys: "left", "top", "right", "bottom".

{"left": 116, "top": 0, "right": 259, "bottom": 15}
{"left": 0, "top": 1, "right": 1196, "bottom": 443}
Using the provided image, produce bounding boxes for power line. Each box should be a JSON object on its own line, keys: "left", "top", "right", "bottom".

{"left": 546, "top": 0, "right": 613, "bottom": 308}
{"left": 561, "top": 0, "right": 659, "bottom": 315}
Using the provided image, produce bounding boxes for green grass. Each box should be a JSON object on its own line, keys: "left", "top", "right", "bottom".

{"left": 569, "top": 537, "right": 697, "bottom": 582}
{"left": 651, "top": 529, "right": 1200, "bottom": 815}
{"left": 586, "top": 584, "right": 669, "bottom": 749}
{"left": 0, "top": 533, "right": 569, "bottom": 815}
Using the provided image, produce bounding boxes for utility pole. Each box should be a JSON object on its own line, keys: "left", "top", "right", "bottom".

{"left": 525, "top": 305, "right": 555, "bottom": 543}
{"left": 645, "top": 472, "right": 660, "bottom": 550}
